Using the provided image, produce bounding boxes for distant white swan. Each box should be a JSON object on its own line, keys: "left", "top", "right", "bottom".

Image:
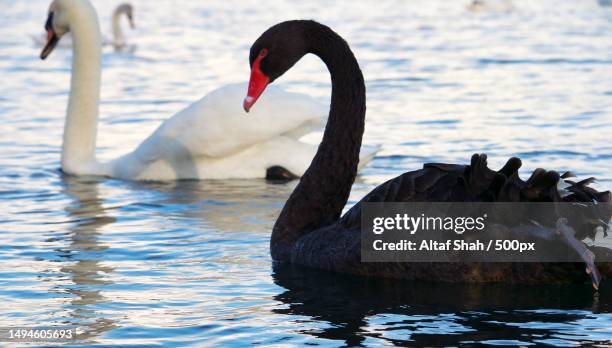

{"left": 33, "top": 2, "right": 134, "bottom": 49}
{"left": 599, "top": 0, "right": 612, "bottom": 7}
{"left": 467, "top": 0, "right": 513, "bottom": 12}
{"left": 39, "top": 0, "right": 378, "bottom": 181}
{"left": 106, "top": 3, "right": 134, "bottom": 48}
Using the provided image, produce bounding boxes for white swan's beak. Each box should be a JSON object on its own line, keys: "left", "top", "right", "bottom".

{"left": 41, "top": 31, "right": 59, "bottom": 60}
{"left": 40, "top": 13, "right": 59, "bottom": 60}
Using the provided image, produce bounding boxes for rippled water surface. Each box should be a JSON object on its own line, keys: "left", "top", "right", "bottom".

{"left": 1, "top": 0, "right": 612, "bottom": 346}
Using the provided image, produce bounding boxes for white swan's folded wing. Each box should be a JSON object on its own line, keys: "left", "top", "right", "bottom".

{"left": 150, "top": 83, "right": 327, "bottom": 159}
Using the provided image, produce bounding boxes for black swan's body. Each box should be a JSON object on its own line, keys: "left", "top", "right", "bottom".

{"left": 244, "top": 20, "right": 612, "bottom": 287}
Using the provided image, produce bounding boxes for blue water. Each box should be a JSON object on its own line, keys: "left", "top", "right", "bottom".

{"left": 1, "top": 0, "right": 612, "bottom": 346}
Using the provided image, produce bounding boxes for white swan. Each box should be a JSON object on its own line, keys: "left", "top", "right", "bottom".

{"left": 33, "top": 2, "right": 134, "bottom": 49}
{"left": 106, "top": 3, "right": 134, "bottom": 48}
{"left": 467, "top": 0, "right": 513, "bottom": 12}
{"left": 40, "top": 0, "right": 378, "bottom": 181}
{"left": 599, "top": 0, "right": 612, "bottom": 7}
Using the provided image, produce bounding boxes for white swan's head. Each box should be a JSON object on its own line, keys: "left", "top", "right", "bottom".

{"left": 114, "top": 3, "right": 135, "bottom": 29}
{"left": 40, "top": 0, "right": 96, "bottom": 59}
{"left": 40, "top": 0, "right": 71, "bottom": 59}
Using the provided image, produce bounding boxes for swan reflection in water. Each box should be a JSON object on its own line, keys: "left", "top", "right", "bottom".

{"left": 272, "top": 264, "right": 612, "bottom": 346}
{"left": 56, "top": 176, "right": 117, "bottom": 340}
{"left": 123, "top": 179, "right": 297, "bottom": 232}
{"left": 52, "top": 176, "right": 299, "bottom": 342}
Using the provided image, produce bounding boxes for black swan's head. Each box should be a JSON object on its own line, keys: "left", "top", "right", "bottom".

{"left": 243, "top": 20, "right": 314, "bottom": 112}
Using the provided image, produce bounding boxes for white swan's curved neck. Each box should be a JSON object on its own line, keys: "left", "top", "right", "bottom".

{"left": 112, "top": 9, "right": 125, "bottom": 45}
{"left": 62, "top": 0, "right": 102, "bottom": 174}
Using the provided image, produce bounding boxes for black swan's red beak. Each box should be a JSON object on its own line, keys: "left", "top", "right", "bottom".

{"left": 243, "top": 52, "right": 270, "bottom": 112}
{"left": 40, "top": 13, "right": 58, "bottom": 60}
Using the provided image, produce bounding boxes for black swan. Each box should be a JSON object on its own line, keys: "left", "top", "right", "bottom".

{"left": 243, "top": 20, "right": 612, "bottom": 287}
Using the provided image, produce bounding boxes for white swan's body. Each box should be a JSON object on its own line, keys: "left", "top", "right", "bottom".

{"left": 44, "top": 0, "right": 377, "bottom": 181}
{"left": 106, "top": 83, "right": 363, "bottom": 180}
{"left": 33, "top": 2, "right": 134, "bottom": 49}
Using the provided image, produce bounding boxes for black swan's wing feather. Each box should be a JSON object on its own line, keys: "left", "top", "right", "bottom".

{"left": 340, "top": 154, "right": 610, "bottom": 234}
{"left": 290, "top": 154, "right": 612, "bottom": 286}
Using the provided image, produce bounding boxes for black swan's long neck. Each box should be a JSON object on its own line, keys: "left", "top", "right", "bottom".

{"left": 271, "top": 25, "right": 366, "bottom": 261}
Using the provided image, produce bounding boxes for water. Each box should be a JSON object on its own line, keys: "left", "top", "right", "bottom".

{"left": 1, "top": 0, "right": 612, "bottom": 346}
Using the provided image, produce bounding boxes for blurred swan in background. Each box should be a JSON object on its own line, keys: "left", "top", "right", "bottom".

{"left": 39, "top": 0, "right": 377, "bottom": 181}
{"left": 467, "top": 0, "right": 513, "bottom": 12}
{"left": 106, "top": 3, "right": 134, "bottom": 48}
{"left": 32, "top": 2, "right": 135, "bottom": 49}
{"left": 598, "top": 0, "right": 612, "bottom": 7}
